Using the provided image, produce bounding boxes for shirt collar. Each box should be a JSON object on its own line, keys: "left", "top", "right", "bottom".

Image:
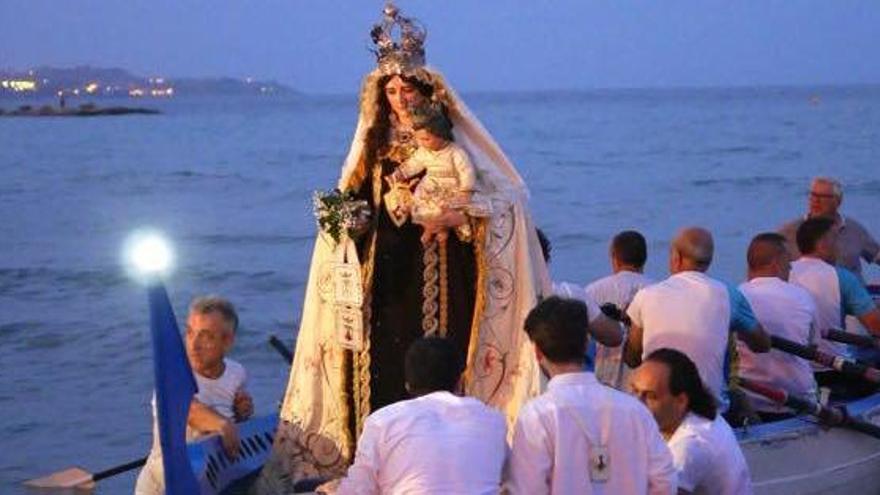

{"left": 547, "top": 371, "right": 599, "bottom": 391}
{"left": 747, "top": 276, "right": 783, "bottom": 285}
{"left": 671, "top": 270, "right": 710, "bottom": 280}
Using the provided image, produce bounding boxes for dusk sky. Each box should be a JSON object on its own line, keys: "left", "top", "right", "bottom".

{"left": 2, "top": 1, "right": 879, "bottom": 94}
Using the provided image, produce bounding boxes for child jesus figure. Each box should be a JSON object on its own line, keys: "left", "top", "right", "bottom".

{"left": 393, "top": 103, "right": 476, "bottom": 244}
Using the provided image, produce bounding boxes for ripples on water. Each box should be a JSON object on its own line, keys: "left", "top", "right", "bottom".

{"left": 1, "top": 86, "right": 879, "bottom": 492}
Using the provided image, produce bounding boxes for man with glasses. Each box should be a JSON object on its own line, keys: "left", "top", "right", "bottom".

{"left": 780, "top": 176, "right": 880, "bottom": 284}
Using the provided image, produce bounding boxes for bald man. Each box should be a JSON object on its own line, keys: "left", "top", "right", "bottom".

{"left": 737, "top": 233, "right": 818, "bottom": 421}
{"left": 624, "top": 227, "right": 771, "bottom": 408}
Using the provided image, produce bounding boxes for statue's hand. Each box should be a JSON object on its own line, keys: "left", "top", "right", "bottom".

{"left": 434, "top": 208, "right": 467, "bottom": 228}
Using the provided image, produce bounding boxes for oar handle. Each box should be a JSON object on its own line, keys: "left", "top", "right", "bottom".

{"left": 739, "top": 379, "right": 844, "bottom": 425}
{"left": 825, "top": 329, "right": 879, "bottom": 349}
{"left": 269, "top": 335, "right": 294, "bottom": 364}
{"left": 92, "top": 456, "right": 148, "bottom": 482}
{"left": 844, "top": 415, "right": 880, "bottom": 439}
{"left": 739, "top": 379, "right": 824, "bottom": 417}
{"left": 770, "top": 336, "right": 880, "bottom": 384}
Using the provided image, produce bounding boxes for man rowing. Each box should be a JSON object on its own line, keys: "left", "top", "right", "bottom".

{"left": 789, "top": 217, "right": 880, "bottom": 394}
{"left": 624, "top": 227, "right": 771, "bottom": 409}
{"left": 736, "top": 233, "right": 819, "bottom": 421}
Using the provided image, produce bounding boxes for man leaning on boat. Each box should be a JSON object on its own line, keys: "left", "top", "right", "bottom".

{"left": 135, "top": 296, "right": 253, "bottom": 495}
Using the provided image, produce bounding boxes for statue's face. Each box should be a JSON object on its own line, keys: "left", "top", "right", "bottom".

{"left": 384, "top": 75, "right": 425, "bottom": 118}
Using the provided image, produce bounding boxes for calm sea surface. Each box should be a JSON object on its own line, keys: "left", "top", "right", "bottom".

{"left": 1, "top": 86, "right": 879, "bottom": 493}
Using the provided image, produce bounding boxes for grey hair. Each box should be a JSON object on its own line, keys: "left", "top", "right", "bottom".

{"left": 812, "top": 176, "right": 843, "bottom": 199}
{"left": 189, "top": 295, "right": 239, "bottom": 333}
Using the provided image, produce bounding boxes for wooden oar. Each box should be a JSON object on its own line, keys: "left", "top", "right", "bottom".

{"left": 770, "top": 335, "right": 880, "bottom": 383}
{"left": 269, "top": 334, "right": 294, "bottom": 364}
{"left": 825, "top": 328, "right": 880, "bottom": 350}
{"left": 739, "top": 378, "right": 880, "bottom": 440}
{"left": 23, "top": 456, "right": 147, "bottom": 489}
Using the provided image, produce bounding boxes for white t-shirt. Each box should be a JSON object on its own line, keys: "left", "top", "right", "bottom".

{"left": 336, "top": 391, "right": 507, "bottom": 495}
{"left": 789, "top": 257, "right": 876, "bottom": 359}
{"left": 136, "top": 359, "right": 247, "bottom": 495}
{"left": 737, "top": 277, "right": 818, "bottom": 411}
{"left": 148, "top": 358, "right": 247, "bottom": 451}
{"left": 507, "top": 372, "right": 677, "bottom": 495}
{"left": 585, "top": 271, "right": 654, "bottom": 389}
{"left": 667, "top": 413, "right": 752, "bottom": 495}
{"left": 552, "top": 281, "right": 603, "bottom": 324}
{"left": 627, "top": 271, "right": 732, "bottom": 403}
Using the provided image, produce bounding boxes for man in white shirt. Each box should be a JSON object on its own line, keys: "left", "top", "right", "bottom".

{"left": 737, "top": 233, "right": 819, "bottom": 421}
{"left": 624, "top": 227, "right": 771, "bottom": 406}
{"left": 788, "top": 217, "right": 880, "bottom": 394}
{"left": 586, "top": 230, "right": 654, "bottom": 389}
{"left": 537, "top": 228, "right": 623, "bottom": 349}
{"left": 507, "top": 296, "right": 677, "bottom": 495}
{"left": 631, "top": 348, "right": 752, "bottom": 495}
{"left": 135, "top": 296, "right": 253, "bottom": 495}
{"left": 332, "top": 337, "right": 507, "bottom": 495}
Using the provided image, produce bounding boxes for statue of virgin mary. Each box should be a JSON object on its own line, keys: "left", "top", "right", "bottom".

{"left": 257, "top": 4, "right": 550, "bottom": 490}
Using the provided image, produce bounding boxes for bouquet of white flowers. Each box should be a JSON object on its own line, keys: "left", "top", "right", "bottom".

{"left": 312, "top": 189, "right": 370, "bottom": 245}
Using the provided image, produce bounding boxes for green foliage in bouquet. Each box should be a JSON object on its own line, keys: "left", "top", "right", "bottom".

{"left": 313, "top": 189, "right": 370, "bottom": 245}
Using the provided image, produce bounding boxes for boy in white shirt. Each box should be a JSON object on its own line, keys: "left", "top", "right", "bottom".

{"left": 507, "top": 296, "right": 676, "bottom": 495}
{"left": 135, "top": 296, "right": 253, "bottom": 495}
{"left": 586, "top": 230, "right": 654, "bottom": 389}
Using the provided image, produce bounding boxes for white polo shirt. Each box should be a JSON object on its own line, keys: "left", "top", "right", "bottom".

{"left": 585, "top": 271, "right": 654, "bottom": 389}
{"left": 627, "top": 271, "right": 734, "bottom": 404}
{"left": 507, "top": 372, "right": 677, "bottom": 495}
{"left": 668, "top": 413, "right": 752, "bottom": 495}
{"left": 737, "top": 277, "right": 818, "bottom": 411}
{"left": 789, "top": 257, "right": 876, "bottom": 358}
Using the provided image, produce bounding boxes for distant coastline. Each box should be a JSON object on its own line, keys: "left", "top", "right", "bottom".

{"left": 0, "top": 65, "right": 297, "bottom": 99}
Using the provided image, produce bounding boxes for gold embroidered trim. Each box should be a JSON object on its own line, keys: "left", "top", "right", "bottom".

{"left": 422, "top": 241, "right": 441, "bottom": 335}
{"left": 463, "top": 218, "right": 488, "bottom": 388}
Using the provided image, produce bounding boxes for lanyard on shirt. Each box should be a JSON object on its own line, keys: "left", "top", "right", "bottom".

{"left": 554, "top": 386, "right": 613, "bottom": 483}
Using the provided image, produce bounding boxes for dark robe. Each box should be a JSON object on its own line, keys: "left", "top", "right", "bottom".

{"left": 355, "top": 156, "right": 476, "bottom": 411}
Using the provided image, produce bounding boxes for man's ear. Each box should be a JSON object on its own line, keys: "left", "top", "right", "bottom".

{"left": 533, "top": 344, "right": 544, "bottom": 363}
{"left": 673, "top": 392, "right": 689, "bottom": 417}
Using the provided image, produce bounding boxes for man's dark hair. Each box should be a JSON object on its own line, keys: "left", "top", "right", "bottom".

{"left": 644, "top": 348, "right": 717, "bottom": 420}
{"left": 747, "top": 232, "right": 789, "bottom": 271}
{"left": 796, "top": 217, "right": 835, "bottom": 255}
{"left": 524, "top": 296, "right": 588, "bottom": 364}
{"left": 536, "top": 228, "right": 552, "bottom": 263}
{"left": 405, "top": 337, "right": 464, "bottom": 396}
{"left": 611, "top": 230, "right": 647, "bottom": 268}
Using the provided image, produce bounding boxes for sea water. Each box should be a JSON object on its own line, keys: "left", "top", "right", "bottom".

{"left": 1, "top": 86, "right": 878, "bottom": 493}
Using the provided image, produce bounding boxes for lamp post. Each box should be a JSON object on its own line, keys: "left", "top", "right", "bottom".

{"left": 127, "top": 231, "right": 200, "bottom": 494}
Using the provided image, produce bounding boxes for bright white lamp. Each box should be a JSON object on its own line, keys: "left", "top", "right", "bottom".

{"left": 125, "top": 230, "right": 174, "bottom": 277}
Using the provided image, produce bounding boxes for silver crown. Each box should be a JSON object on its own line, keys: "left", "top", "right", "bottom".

{"left": 370, "top": 2, "right": 427, "bottom": 75}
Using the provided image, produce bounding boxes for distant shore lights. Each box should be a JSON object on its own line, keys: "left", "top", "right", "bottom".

{"left": 1, "top": 79, "right": 37, "bottom": 92}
